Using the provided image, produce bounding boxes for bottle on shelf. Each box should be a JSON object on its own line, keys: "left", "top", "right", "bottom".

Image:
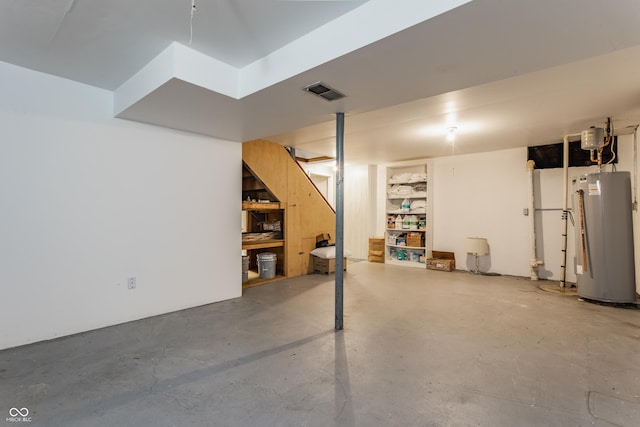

{"left": 395, "top": 215, "right": 402, "bottom": 229}
{"left": 401, "top": 198, "right": 410, "bottom": 213}
{"left": 409, "top": 215, "right": 417, "bottom": 230}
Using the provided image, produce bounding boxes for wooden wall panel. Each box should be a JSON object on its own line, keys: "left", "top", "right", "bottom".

{"left": 242, "top": 139, "right": 289, "bottom": 202}
{"left": 301, "top": 237, "right": 317, "bottom": 275}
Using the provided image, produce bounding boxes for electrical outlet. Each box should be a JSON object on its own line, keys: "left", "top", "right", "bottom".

{"left": 127, "top": 277, "right": 136, "bottom": 290}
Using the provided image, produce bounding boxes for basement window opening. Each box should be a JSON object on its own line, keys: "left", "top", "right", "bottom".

{"left": 527, "top": 137, "right": 618, "bottom": 169}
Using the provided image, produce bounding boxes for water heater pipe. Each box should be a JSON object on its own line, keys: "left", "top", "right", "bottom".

{"left": 633, "top": 126, "right": 638, "bottom": 209}
{"left": 576, "top": 189, "right": 588, "bottom": 273}
{"left": 560, "top": 133, "right": 580, "bottom": 287}
{"left": 526, "top": 160, "right": 543, "bottom": 280}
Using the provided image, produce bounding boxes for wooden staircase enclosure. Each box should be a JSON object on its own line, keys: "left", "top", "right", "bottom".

{"left": 243, "top": 139, "right": 336, "bottom": 278}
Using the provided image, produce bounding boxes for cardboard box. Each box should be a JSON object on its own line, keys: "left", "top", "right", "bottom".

{"left": 313, "top": 256, "right": 347, "bottom": 274}
{"left": 427, "top": 251, "right": 456, "bottom": 272}
{"left": 369, "top": 237, "right": 385, "bottom": 249}
{"left": 406, "top": 233, "right": 424, "bottom": 248}
{"left": 316, "top": 233, "right": 331, "bottom": 243}
{"left": 369, "top": 239, "right": 385, "bottom": 262}
{"left": 369, "top": 237, "right": 385, "bottom": 264}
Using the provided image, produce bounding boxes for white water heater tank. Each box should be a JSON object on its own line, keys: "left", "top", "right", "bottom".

{"left": 581, "top": 127, "right": 605, "bottom": 150}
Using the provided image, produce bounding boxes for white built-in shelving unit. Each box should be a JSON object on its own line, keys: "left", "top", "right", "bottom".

{"left": 385, "top": 164, "right": 429, "bottom": 268}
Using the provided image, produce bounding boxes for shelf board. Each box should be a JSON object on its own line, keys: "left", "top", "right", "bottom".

{"left": 386, "top": 211, "right": 427, "bottom": 215}
{"left": 242, "top": 201, "right": 284, "bottom": 210}
{"left": 387, "top": 195, "right": 427, "bottom": 200}
{"left": 386, "top": 244, "right": 426, "bottom": 250}
{"left": 387, "top": 181, "right": 427, "bottom": 185}
{"left": 242, "top": 239, "right": 285, "bottom": 250}
{"left": 386, "top": 228, "right": 426, "bottom": 232}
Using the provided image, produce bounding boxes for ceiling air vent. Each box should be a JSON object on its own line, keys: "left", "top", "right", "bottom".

{"left": 303, "top": 82, "right": 346, "bottom": 101}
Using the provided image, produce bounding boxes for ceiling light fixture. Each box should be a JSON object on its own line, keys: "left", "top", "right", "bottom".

{"left": 446, "top": 126, "right": 458, "bottom": 142}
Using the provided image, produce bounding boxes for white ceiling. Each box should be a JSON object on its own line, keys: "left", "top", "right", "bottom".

{"left": 2, "top": 0, "right": 640, "bottom": 164}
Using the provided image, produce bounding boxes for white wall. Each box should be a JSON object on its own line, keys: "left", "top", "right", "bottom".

{"left": 0, "top": 61, "right": 241, "bottom": 350}
{"left": 373, "top": 165, "right": 388, "bottom": 238}
{"left": 344, "top": 165, "right": 371, "bottom": 259}
{"left": 433, "top": 148, "right": 530, "bottom": 276}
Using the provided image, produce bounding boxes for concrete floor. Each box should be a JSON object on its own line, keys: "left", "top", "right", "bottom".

{"left": 2, "top": 262, "right": 640, "bottom": 427}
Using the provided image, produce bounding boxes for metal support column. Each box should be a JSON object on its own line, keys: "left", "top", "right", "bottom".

{"left": 335, "top": 112, "right": 345, "bottom": 331}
